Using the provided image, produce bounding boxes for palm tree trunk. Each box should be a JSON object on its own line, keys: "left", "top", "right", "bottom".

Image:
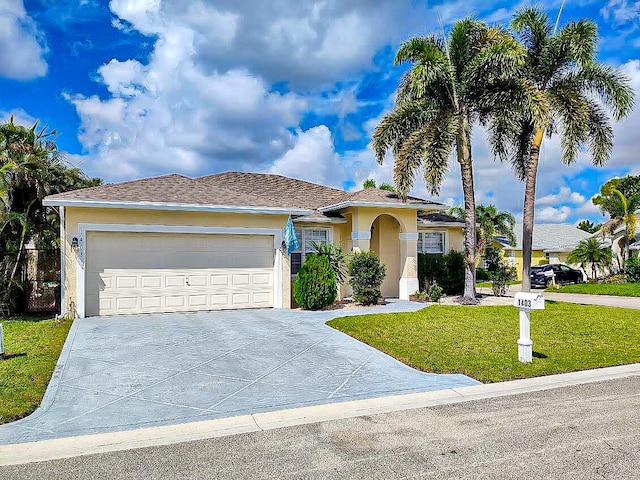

{"left": 521, "top": 129, "right": 544, "bottom": 292}
{"left": 457, "top": 116, "right": 478, "bottom": 304}
{"left": 5, "top": 219, "right": 28, "bottom": 304}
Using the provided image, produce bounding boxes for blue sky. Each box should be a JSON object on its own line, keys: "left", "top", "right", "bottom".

{"left": 1, "top": 0, "right": 639, "bottom": 225}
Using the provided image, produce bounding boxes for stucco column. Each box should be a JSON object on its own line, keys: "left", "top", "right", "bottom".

{"left": 399, "top": 232, "right": 419, "bottom": 300}
{"left": 351, "top": 230, "right": 371, "bottom": 252}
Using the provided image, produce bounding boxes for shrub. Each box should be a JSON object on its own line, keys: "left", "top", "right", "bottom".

{"left": 310, "top": 242, "right": 349, "bottom": 284}
{"left": 428, "top": 283, "right": 443, "bottom": 302}
{"left": 418, "top": 251, "right": 464, "bottom": 295}
{"left": 489, "top": 251, "right": 517, "bottom": 297}
{"left": 348, "top": 251, "right": 386, "bottom": 305}
{"left": 625, "top": 256, "right": 640, "bottom": 283}
{"left": 482, "top": 245, "right": 502, "bottom": 272}
{"left": 293, "top": 255, "right": 337, "bottom": 310}
{"left": 476, "top": 268, "right": 490, "bottom": 281}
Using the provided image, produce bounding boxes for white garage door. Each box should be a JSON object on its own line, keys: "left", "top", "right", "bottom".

{"left": 85, "top": 232, "right": 275, "bottom": 316}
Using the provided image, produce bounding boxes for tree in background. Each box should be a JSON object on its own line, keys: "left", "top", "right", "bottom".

{"left": 362, "top": 179, "right": 395, "bottom": 192}
{"left": 568, "top": 237, "right": 612, "bottom": 280}
{"left": 577, "top": 219, "right": 602, "bottom": 234}
{"left": 373, "top": 19, "right": 530, "bottom": 304}
{"left": 592, "top": 176, "right": 640, "bottom": 265}
{"left": 0, "top": 116, "right": 101, "bottom": 309}
{"left": 362, "top": 178, "right": 376, "bottom": 189}
{"left": 446, "top": 203, "right": 516, "bottom": 260}
{"left": 493, "top": 7, "right": 634, "bottom": 291}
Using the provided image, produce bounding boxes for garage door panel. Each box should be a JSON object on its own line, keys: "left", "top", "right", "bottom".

{"left": 86, "top": 232, "right": 275, "bottom": 316}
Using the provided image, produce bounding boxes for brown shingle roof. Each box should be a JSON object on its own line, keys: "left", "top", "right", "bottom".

{"left": 419, "top": 212, "right": 465, "bottom": 224}
{"left": 197, "top": 172, "right": 346, "bottom": 209}
{"left": 45, "top": 172, "right": 445, "bottom": 213}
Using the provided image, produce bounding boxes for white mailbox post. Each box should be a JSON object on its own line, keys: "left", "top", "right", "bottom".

{"left": 513, "top": 292, "right": 545, "bottom": 363}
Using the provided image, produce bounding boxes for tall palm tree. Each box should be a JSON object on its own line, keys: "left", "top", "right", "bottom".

{"left": 372, "top": 19, "right": 535, "bottom": 303}
{"left": 568, "top": 237, "right": 612, "bottom": 280}
{"left": 495, "top": 7, "right": 634, "bottom": 291}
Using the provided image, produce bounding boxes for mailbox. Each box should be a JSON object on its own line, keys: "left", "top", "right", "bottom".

{"left": 514, "top": 292, "right": 545, "bottom": 363}
{"left": 513, "top": 292, "right": 545, "bottom": 310}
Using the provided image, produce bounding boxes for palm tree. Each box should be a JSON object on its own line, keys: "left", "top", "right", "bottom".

{"left": 568, "top": 237, "right": 612, "bottom": 280}
{"left": 362, "top": 179, "right": 376, "bottom": 189}
{"left": 496, "top": 7, "right": 634, "bottom": 291}
{"left": 0, "top": 116, "right": 99, "bottom": 307}
{"left": 372, "top": 19, "right": 533, "bottom": 303}
{"left": 592, "top": 178, "right": 640, "bottom": 264}
{"left": 476, "top": 204, "right": 516, "bottom": 248}
{"left": 577, "top": 220, "right": 601, "bottom": 234}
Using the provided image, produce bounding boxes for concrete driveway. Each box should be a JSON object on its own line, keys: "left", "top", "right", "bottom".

{"left": 0, "top": 301, "right": 479, "bottom": 445}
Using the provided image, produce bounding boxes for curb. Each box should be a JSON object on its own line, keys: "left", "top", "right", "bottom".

{"left": 1, "top": 362, "right": 638, "bottom": 467}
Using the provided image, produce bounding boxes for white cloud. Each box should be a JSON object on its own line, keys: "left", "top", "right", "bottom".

{"left": 601, "top": 0, "right": 640, "bottom": 25}
{"left": 537, "top": 187, "right": 586, "bottom": 206}
{"left": 536, "top": 206, "right": 572, "bottom": 223}
{"left": 67, "top": 20, "right": 307, "bottom": 180}
{"left": 269, "top": 125, "right": 344, "bottom": 188}
{"left": 1, "top": 108, "right": 38, "bottom": 126}
{"left": 0, "top": 0, "right": 48, "bottom": 80}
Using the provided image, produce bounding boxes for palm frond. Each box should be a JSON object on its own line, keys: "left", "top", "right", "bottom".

{"left": 584, "top": 101, "right": 613, "bottom": 167}
{"left": 372, "top": 100, "right": 440, "bottom": 165}
{"left": 559, "top": 19, "right": 598, "bottom": 66}
{"left": 570, "top": 63, "right": 635, "bottom": 120}
{"left": 394, "top": 113, "right": 457, "bottom": 198}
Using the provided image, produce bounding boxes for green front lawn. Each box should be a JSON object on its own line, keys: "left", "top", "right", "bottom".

{"left": 327, "top": 303, "right": 640, "bottom": 383}
{"left": 0, "top": 315, "right": 72, "bottom": 424}
{"left": 546, "top": 282, "right": 640, "bottom": 297}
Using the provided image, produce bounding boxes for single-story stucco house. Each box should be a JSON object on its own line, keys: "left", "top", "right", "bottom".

{"left": 494, "top": 223, "right": 592, "bottom": 280}
{"left": 598, "top": 212, "right": 640, "bottom": 270}
{"left": 43, "top": 172, "right": 463, "bottom": 318}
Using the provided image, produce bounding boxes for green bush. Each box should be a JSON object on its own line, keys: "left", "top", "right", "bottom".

{"left": 349, "top": 251, "right": 386, "bottom": 305}
{"left": 428, "top": 283, "right": 443, "bottom": 302}
{"left": 476, "top": 268, "right": 490, "bottom": 281}
{"left": 490, "top": 263, "right": 517, "bottom": 296}
{"left": 293, "top": 255, "right": 337, "bottom": 310}
{"left": 418, "top": 251, "right": 464, "bottom": 295}
{"left": 625, "top": 256, "right": 640, "bottom": 283}
{"left": 310, "top": 242, "right": 349, "bottom": 284}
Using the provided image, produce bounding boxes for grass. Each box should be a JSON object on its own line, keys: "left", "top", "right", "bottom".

{"left": 475, "top": 281, "right": 521, "bottom": 288}
{"left": 327, "top": 302, "right": 640, "bottom": 383}
{"left": 546, "top": 282, "right": 640, "bottom": 297}
{"left": 0, "top": 314, "right": 72, "bottom": 424}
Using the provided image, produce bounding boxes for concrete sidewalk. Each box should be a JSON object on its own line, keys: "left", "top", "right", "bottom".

{"left": 478, "top": 285, "right": 640, "bottom": 309}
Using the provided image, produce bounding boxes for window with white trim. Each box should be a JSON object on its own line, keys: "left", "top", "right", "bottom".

{"left": 417, "top": 231, "right": 446, "bottom": 254}
{"left": 291, "top": 228, "right": 330, "bottom": 274}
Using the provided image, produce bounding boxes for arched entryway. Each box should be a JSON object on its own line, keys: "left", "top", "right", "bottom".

{"left": 370, "top": 214, "right": 401, "bottom": 298}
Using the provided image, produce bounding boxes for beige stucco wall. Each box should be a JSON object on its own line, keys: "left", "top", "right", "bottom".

{"left": 370, "top": 214, "right": 401, "bottom": 297}
{"left": 418, "top": 226, "right": 464, "bottom": 253}
{"left": 63, "top": 207, "right": 291, "bottom": 316}
{"left": 445, "top": 227, "right": 464, "bottom": 252}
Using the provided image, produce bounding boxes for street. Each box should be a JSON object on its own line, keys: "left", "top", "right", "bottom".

{"left": 2, "top": 376, "right": 639, "bottom": 479}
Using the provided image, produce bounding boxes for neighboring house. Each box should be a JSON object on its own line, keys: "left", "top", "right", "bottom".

{"left": 495, "top": 223, "right": 591, "bottom": 280}
{"left": 43, "top": 172, "right": 462, "bottom": 318}
{"left": 598, "top": 212, "right": 640, "bottom": 270}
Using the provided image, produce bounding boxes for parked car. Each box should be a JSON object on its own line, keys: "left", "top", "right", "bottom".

{"left": 530, "top": 264, "right": 584, "bottom": 288}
